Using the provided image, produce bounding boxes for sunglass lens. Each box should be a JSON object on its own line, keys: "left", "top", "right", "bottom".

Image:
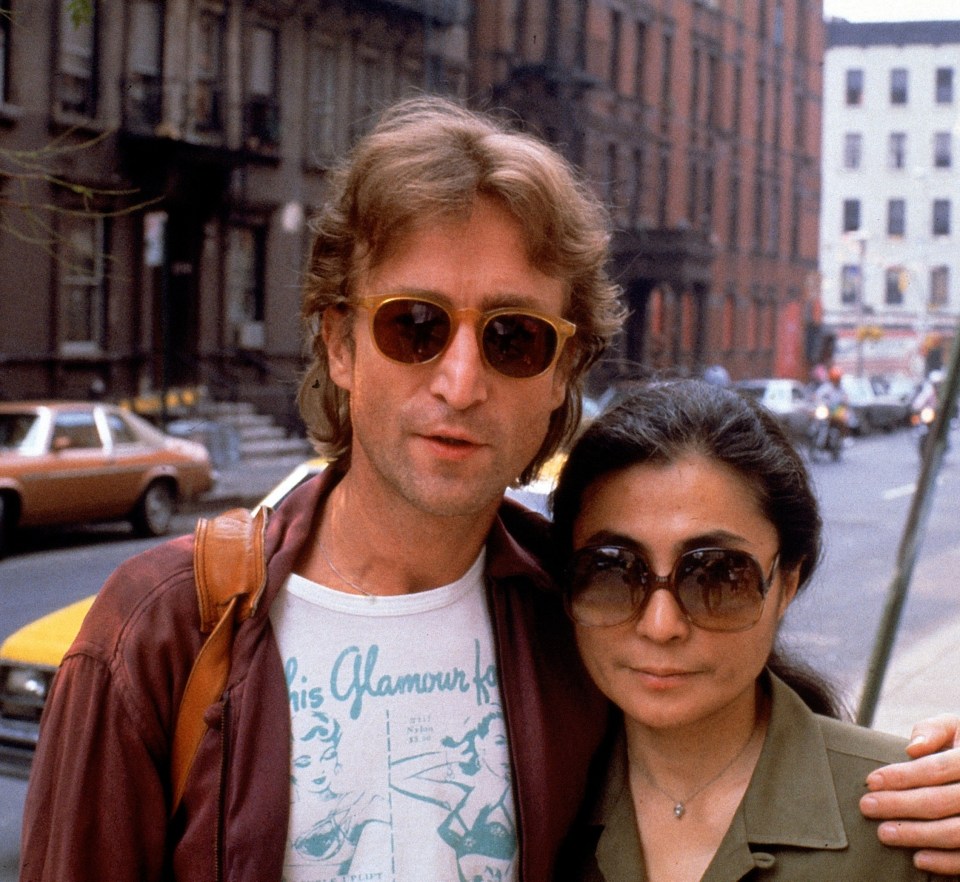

{"left": 568, "top": 547, "right": 638, "bottom": 626}
{"left": 482, "top": 314, "right": 558, "bottom": 378}
{"left": 372, "top": 299, "right": 450, "bottom": 363}
{"left": 677, "top": 550, "right": 765, "bottom": 630}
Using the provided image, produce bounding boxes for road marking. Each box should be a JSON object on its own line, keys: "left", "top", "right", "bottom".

{"left": 883, "top": 484, "right": 917, "bottom": 500}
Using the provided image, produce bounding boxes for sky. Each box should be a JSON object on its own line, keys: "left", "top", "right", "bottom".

{"left": 823, "top": 0, "right": 960, "bottom": 22}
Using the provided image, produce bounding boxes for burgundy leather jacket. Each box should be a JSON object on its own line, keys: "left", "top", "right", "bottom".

{"left": 20, "top": 470, "right": 609, "bottom": 882}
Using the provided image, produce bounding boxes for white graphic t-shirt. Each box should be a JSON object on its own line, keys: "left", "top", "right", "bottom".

{"left": 270, "top": 551, "right": 518, "bottom": 882}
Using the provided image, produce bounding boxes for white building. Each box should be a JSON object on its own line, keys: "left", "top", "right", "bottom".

{"left": 820, "top": 20, "right": 960, "bottom": 378}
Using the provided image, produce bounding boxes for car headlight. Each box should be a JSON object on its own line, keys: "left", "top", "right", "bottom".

{"left": 0, "top": 663, "right": 56, "bottom": 722}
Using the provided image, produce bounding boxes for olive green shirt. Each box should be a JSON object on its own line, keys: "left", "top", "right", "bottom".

{"left": 560, "top": 673, "right": 948, "bottom": 881}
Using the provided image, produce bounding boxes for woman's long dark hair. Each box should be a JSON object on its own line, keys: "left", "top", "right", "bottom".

{"left": 552, "top": 379, "right": 843, "bottom": 718}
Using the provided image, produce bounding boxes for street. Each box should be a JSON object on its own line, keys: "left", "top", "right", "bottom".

{"left": 1, "top": 427, "right": 958, "bottom": 877}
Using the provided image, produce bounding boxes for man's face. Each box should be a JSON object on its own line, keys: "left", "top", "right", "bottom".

{"left": 326, "top": 196, "right": 569, "bottom": 520}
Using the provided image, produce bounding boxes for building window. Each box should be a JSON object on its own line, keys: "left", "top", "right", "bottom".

{"left": 352, "top": 50, "right": 388, "bottom": 140}
{"left": 244, "top": 25, "right": 279, "bottom": 149}
{"left": 194, "top": 9, "right": 225, "bottom": 132}
{"left": 126, "top": 0, "right": 163, "bottom": 126}
{"left": 703, "top": 165, "right": 715, "bottom": 231}
{"left": 890, "top": 68, "right": 908, "bottom": 104}
{"left": 59, "top": 214, "right": 106, "bottom": 354}
{"left": 843, "top": 133, "right": 862, "bottom": 169}
{"left": 634, "top": 21, "right": 647, "bottom": 100}
{"left": 687, "top": 160, "right": 698, "bottom": 225}
{"left": 606, "top": 143, "right": 618, "bottom": 212}
{"left": 732, "top": 63, "right": 743, "bottom": 137}
{"left": 768, "top": 181, "right": 781, "bottom": 255}
{"left": 789, "top": 185, "right": 802, "bottom": 258}
{"left": 752, "top": 177, "right": 764, "bottom": 250}
{"left": 657, "top": 153, "right": 669, "bottom": 227}
{"left": 841, "top": 264, "right": 860, "bottom": 305}
{"left": 842, "top": 199, "right": 861, "bottom": 233}
{"left": 845, "top": 68, "right": 863, "bottom": 105}
{"left": 888, "top": 132, "right": 906, "bottom": 169}
{"left": 756, "top": 74, "right": 766, "bottom": 144}
{"left": 0, "top": 1, "right": 10, "bottom": 104}
{"left": 772, "top": 79, "right": 783, "bottom": 152}
{"left": 308, "top": 40, "right": 341, "bottom": 164}
{"left": 773, "top": 0, "right": 785, "bottom": 47}
{"left": 887, "top": 199, "right": 906, "bottom": 236}
{"left": 659, "top": 32, "right": 673, "bottom": 122}
{"left": 793, "top": 88, "right": 805, "bottom": 149}
{"left": 225, "top": 225, "right": 266, "bottom": 350}
{"left": 690, "top": 46, "right": 701, "bottom": 127}
{"left": 609, "top": 9, "right": 621, "bottom": 90}
{"left": 930, "top": 265, "right": 950, "bottom": 308}
{"left": 936, "top": 67, "right": 954, "bottom": 104}
{"left": 722, "top": 290, "right": 736, "bottom": 350}
{"left": 56, "top": 0, "right": 97, "bottom": 116}
{"left": 706, "top": 52, "right": 720, "bottom": 131}
{"left": 728, "top": 174, "right": 740, "bottom": 251}
{"left": 934, "top": 131, "right": 952, "bottom": 168}
{"left": 885, "top": 267, "right": 905, "bottom": 305}
{"left": 629, "top": 147, "right": 644, "bottom": 228}
{"left": 933, "top": 199, "right": 951, "bottom": 235}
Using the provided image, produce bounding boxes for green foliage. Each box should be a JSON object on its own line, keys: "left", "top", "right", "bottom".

{"left": 66, "top": 0, "right": 93, "bottom": 28}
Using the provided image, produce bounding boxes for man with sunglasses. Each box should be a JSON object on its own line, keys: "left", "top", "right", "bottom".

{"left": 21, "top": 96, "right": 960, "bottom": 882}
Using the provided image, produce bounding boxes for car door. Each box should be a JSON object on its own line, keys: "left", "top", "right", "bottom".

{"left": 25, "top": 410, "right": 115, "bottom": 524}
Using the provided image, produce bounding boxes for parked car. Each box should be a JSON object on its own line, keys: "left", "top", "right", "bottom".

{"left": 0, "top": 451, "right": 561, "bottom": 776}
{"left": 840, "top": 375, "right": 912, "bottom": 434}
{"left": 0, "top": 401, "right": 214, "bottom": 556}
{"left": 733, "top": 378, "right": 816, "bottom": 440}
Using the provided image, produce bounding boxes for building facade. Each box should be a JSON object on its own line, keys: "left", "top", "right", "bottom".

{"left": 472, "top": 0, "right": 825, "bottom": 386}
{"left": 0, "top": 0, "right": 823, "bottom": 416}
{"left": 0, "top": 0, "right": 468, "bottom": 420}
{"left": 820, "top": 19, "right": 960, "bottom": 379}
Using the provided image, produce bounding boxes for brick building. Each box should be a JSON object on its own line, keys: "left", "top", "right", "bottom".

{"left": 473, "top": 0, "right": 824, "bottom": 385}
{"left": 0, "top": 0, "right": 823, "bottom": 418}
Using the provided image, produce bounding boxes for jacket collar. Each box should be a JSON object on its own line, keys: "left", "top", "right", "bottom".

{"left": 255, "top": 466, "right": 556, "bottom": 615}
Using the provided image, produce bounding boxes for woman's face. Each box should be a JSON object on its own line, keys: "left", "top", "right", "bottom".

{"left": 571, "top": 453, "right": 799, "bottom": 735}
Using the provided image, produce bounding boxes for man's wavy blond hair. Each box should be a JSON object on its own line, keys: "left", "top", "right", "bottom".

{"left": 298, "top": 95, "right": 624, "bottom": 485}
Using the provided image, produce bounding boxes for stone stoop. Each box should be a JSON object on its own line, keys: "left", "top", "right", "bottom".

{"left": 205, "top": 400, "right": 313, "bottom": 462}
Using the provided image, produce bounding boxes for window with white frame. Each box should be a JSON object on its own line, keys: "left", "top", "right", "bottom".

{"left": 59, "top": 215, "right": 106, "bottom": 353}
{"left": 933, "top": 199, "right": 951, "bottom": 236}
{"left": 888, "top": 132, "right": 906, "bottom": 169}
{"left": 57, "top": 0, "right": 97, "bottom": 116}
{"left": 225, "top": 225, "right": 265, "bottom": 350}
{"left": 936, "top": 67, "right": 954, "bottom": 104}
{"left": 934, "top": 131, "right": 952, "bottom": 168}
{"left": 890, "top": 68, "right": 908, "bottom": 105}
{"left": 885, "top": 266, "right": 905, "bottom": 305}
{"left": 887, "top": 199, "right": 906, "bottom": 236}
{"left": 308, "top": 39, "right": 341, "bottom": 164}
{"left": 843, "top": 133, "right": 862, "bottom": 169}
{"left": 194, "top": 8, "right": 225, "bottom": 132}
{"left": 930, "top": 265, "right": 950, "bottom": 308}
{"left": 841, "top": 264, "right": 860, "bottom": 305}
{"left": 245, "top": 24, "right": 279, "bottom": 148}
{"left": 842, "top": 198, "right": 861, "bottom": 233}
{"left": 845, "top": 68, "right": 863, "bottom": 105}
{"left": 127, "top": 0, "right": 163, "bottom": 126}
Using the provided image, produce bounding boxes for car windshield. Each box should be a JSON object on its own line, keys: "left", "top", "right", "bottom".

{"left": 0, "top": 413, "right": 43, "bottom": 453}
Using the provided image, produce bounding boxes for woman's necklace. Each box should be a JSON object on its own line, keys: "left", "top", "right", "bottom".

{"left": 317, "top": 538, "right": 375, "bottom": 597}
{"left": 637, "top": 721, "right": 761, "bottom": 820}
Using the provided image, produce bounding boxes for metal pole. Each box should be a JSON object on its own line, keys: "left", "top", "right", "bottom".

{"left": 857, "top": 318, "right": 960, "bottom": 726}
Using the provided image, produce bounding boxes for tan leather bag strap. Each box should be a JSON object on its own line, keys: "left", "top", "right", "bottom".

{"left": 169, "top": 506, "right": 269, "bottom": 816}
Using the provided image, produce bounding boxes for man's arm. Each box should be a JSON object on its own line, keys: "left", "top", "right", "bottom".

{"left": 861, "top": 715, "right": 960, "bottom": 875}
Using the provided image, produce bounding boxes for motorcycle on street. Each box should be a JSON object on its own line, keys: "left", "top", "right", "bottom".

{"left": 807, "top": 403, "right": 852, "bottom": 462}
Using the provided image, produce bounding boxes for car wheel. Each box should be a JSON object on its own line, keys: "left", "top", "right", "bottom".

{"left": 132, "top": 480, "right": 176, "bottom": 536}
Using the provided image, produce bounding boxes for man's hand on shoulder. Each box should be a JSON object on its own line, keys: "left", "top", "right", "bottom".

{"left": 861, "top": 715, "right": 960, "bottom": 875}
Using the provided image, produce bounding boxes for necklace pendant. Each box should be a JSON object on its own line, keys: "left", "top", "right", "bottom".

{"left": 673, "top": 803, "right": 686, "bottom": 819}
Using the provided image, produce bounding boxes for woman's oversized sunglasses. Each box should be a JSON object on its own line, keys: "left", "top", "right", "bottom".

{"left": 356, "top": 294, "right": 576, "bottom": 379}
{"left": 566, "top": 545, "right": 779, "bottom": 632}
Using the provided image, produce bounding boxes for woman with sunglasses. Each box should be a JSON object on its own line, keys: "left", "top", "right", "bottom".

{"left": 551, "top": 379, "right": 937, "bottom": 882}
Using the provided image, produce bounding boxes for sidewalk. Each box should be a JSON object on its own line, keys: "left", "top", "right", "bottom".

{"left": 871, "top": 542, "right": 960, "bottom": 738}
